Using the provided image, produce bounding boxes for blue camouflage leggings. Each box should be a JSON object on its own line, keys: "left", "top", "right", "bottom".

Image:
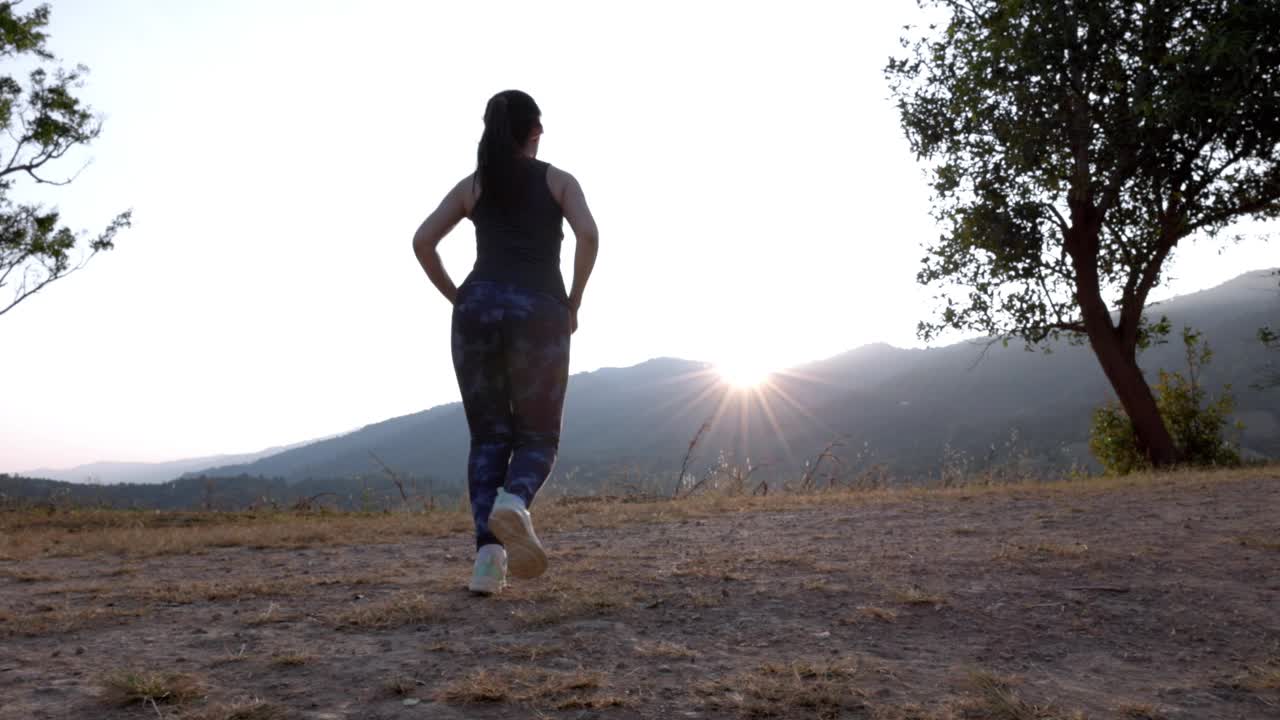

{"left": 451, "top": 281, "right": 571, "bottom": 549}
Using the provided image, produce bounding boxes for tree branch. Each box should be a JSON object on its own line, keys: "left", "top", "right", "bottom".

{"left": 2, "top": 138, "right": 77, "bottom": 181}
{"left": 1047, "top": 321, "right": 1087, "bottom": 334}
{"left": 0, "top": 251, "right": 92, "bottom": 317}
{"left": 1118, "top": 235, "right": 1176, "bottom": 350}
{"left": 1042, "top": 202, "right": 1069, "bottom": 234}
{"left": 23, "top": 158, "right": 88, "bottom": 187}
{"left": 1188, "top": 185, "right": 1280, "bottom": 235}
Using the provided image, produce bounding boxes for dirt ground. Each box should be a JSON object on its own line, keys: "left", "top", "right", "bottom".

{"left": 1, "top": 471, "right": 1278, "bottom": 719}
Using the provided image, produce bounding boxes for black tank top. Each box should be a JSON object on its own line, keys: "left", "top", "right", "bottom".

{"left": 465, "top": 159, "right": 567, "bottom": 301}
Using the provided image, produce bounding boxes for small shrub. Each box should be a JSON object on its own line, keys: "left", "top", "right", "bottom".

{"left": 98, "top": 670, "right": 205, "bottom": 706}
{"left": 1090, "top": 328, "right": 1242, "bottom": 475}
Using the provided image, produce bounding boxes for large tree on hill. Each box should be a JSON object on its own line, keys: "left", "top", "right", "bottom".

{"left": 887, "top": 0, "right": 1280, "bottom": 467}
{"left": 0, "top": 2, "right": 129, "bottom": 318}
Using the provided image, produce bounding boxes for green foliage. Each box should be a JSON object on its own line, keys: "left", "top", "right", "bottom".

{"left": 1090, "top": 328, "right": 1241, "bottom": 474}
{"left": 0, "top": 2, "right": 129, "bottom": 318}
{"left": 887, "top": 1, "right": 1280, "bottom": 347}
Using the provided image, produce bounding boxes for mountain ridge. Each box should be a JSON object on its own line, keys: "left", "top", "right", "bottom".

{"left": 188, "top": 268, "right": 1278, "bottom": 490}
{"left": 20, "top": 269, "right": 1279, "bottom": 489}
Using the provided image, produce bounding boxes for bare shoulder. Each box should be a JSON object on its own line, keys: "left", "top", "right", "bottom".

{"left": 451, "top": 172, "right": 480, "bottom": 216}
{"left": 545, "top": 164, "right": 581, "bottom": 204}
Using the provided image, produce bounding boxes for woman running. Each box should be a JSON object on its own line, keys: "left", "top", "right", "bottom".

{"left": 411, "top": 90, "right": 599, "bottom": 595}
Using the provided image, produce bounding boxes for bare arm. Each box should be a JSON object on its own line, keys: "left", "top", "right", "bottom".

{"left": 554, "top": 169, "right": 599, "bottom": 313}
{"left": 412, "top": 178, "right": 472, "bottom": 305}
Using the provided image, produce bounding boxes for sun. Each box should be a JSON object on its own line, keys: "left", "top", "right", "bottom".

{"left": 715, "top": 359, "right": 772, "bottom": 388}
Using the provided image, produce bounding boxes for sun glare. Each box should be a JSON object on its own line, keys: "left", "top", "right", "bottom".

{"left": 716, "top": 360, "right": 772, "bottom": 388}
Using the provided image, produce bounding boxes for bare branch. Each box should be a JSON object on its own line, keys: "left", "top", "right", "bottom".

{"left": 2, "top": 138, "right": 79, "bottom": 181}
{"left": 965, "top": 335, "right": 1005, "bottom": 371}
{"left": 23, "top": 158, "right": 89, "bottom": 186}
{"left": 0, "top": 249, "right": 94, "bottom": 317}
{"left": 368, "top": 451, "right": 410, "bottom": 504}
{"left": 797, "top": 441, "right": 843, "bottom": 491}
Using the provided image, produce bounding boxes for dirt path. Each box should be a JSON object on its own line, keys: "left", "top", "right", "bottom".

{"left": 2, "top": 473, "right": 1278, "bottom": 719}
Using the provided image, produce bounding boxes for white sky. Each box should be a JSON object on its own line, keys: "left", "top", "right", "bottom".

{"left": 2, "top": 0, "right": 1273, "bottom": 471}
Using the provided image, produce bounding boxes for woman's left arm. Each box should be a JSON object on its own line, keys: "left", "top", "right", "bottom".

{"left": 412, "top": 178, "right": 471, "bottom": 305}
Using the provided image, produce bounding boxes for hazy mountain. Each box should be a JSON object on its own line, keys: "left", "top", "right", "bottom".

{"left": 21, "top": 440, "right": 322, "bottom": 485}
{"left": 186, "top": 269, "right": 1279, "bottom": 493}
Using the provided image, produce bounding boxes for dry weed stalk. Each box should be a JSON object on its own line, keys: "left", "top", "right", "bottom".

{"left": 673, "top": 419, "right": 712, "bottom": 498}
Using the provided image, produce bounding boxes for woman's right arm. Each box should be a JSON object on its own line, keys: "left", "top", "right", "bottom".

{"left": 412, "top": 178, "right": 471, "bottom": 305}
{"left": 554, "top": 169, "right": 599, "bottom": 327}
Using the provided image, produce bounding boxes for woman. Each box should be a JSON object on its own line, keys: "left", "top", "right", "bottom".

{"left": 412, "top": 90, "right": 599, "bottom": 595}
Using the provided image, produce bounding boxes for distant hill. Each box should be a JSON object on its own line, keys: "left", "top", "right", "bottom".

{"left": 187, "top": 268, "right": 1279, "bottom": 493}
{"left": 0, "top": 472, "right": 442, "bottom": 511}
{"left": 19, "top": 440, "right": 323, "bottom": 485}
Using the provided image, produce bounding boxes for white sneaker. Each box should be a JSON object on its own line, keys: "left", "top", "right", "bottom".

{"left": 468, "top": 544, "right": 507, "bottom": 595}
{"left": 488, "top": 488, "right": 547, "bottom": 579}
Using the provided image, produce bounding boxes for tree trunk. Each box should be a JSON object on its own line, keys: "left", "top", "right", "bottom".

{"left": 1073, "top": 256, "right": 1181, "bottom": 467}
{"left": 1086, "top": 326, "right": 1180, "bottom": 466}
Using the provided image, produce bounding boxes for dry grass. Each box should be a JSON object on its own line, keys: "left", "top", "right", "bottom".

{"left": 1236, "top": 535, "right": 1280, "bottom": 551}
{"left": 437, "top": 666, "right": 625, "bottom": 710}
{"left": 245, "top": 602, "right": 302, "bottom": 626}
{"left": 97, "top": 669, "right": 206, "bottom": 707}
{"left": 182, "top": 699, "right": 290, "bottom": 720}
{"left": 142, "top": 578, "right": 310, "bottom": 604}
{"left": 1237, "top": 659, "right": 1280, "bottom": 691}
{"left": 334, "top": 592, "right": 438, "bottom": 629}
{"left": 2, "top": 604, "right": 141, "bottom": 637}
{"left": 493, "top": 642, "right": 566, "bottom": 661}
{"left": 0, "top": 566, "right": 56, "bottom": 582}
{"left": 633, "top": 639, "right": 699, "bottom": 659}
{"left": 384, "top": 675, "right": 422, "bottom": 696}
{"left": 309, "top": 571, "right": 394, "bottom": 587}
{"left": 994, "top": 541, "right": 1090, "bottom": 562}
{"left": 511, "top": 583, "right": 635, "bottom": 627}
{"left": 685, "top": 588, "right": 727, "bottom": 608}
{"left": 269, "top": 652, "right": 311, "bottom": 667}
{"left": 51, "top": 582, "right": 109, "bottom": 595}
{"left": 869, "top": 704, "right": 948, "bottom": 719}
{"left": 802, "top": 577, "right": 849, "bottom": 593}
{"left": 1034, "top": 542, "right": 1090, "bottom": 557}
{"left": 1118, "top": 702, "right": 1168, "bottom": 719}
{"left": 1, "top": 466, "right": 1267, "bottom": 560}
{"left": 842, "top": 606, "right": 899, "bottom": 624}
{"left": 960, "top": 670, "right": 1067, "bottom": 720}
{"left": 0, "top": 509, "right": 470, "bottom": 560}
{"left": 210, "top": 646, "right": 250, "bottom": 666}
{"left": 696, "top": 659, "right": 867, "bottom": 719}
{"left": 893, "top": 586, "right": 947, "bottom": 606}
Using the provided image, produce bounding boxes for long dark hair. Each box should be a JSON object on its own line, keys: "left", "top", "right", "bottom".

{"left": 475, "top": 90, "right": 542, "bottom": 209}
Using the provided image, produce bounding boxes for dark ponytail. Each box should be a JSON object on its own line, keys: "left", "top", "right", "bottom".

{"left": 475, "top": 90, "right": 542, "bottom": 210}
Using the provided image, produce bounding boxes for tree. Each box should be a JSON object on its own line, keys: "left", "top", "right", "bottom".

{"left": 1090, "top": 327, "right": 1240, "bottom": 474}
{"left": 887, "top": 0, "right": 1280, "bottom": 466}
{"left": 0, "top": 2, "right": 129, "bottom": 318}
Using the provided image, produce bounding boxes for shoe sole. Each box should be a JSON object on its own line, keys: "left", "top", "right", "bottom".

{"left": 489, "top": 507, "right": 547, "bottom": 579}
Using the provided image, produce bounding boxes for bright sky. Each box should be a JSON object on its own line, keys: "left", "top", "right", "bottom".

{"left": 2, "top": 0, "right": 1273, "bottom": 471}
